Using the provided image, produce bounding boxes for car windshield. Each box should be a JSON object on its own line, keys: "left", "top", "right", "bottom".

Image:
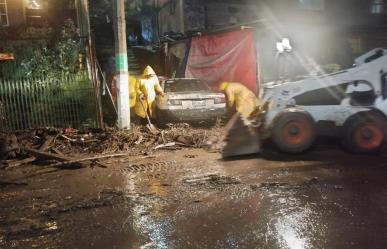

{"left": 164, "top": 79, "right": 209, "bottom": 92}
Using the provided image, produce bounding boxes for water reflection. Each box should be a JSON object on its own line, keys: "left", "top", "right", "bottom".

{"left": 275, "top": 211, "right": 308, "bottom": 249}
{"left": 125, "top": 173, "right": 171, "bottom": 249}
{"left": 123, "top": 169, "right": 327, "bottom": 249}
{"left": 271, "top": 193, "right": 326, "bottom": 249}
{"left": 134, "top": 214, "right": 170, "bottom": 249}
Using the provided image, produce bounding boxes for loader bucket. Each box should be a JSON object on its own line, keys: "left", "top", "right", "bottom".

{"left": 222, "top": 113, "right": 262, "bottom": 158}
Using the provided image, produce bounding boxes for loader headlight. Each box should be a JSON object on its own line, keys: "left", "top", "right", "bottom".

{"left": 276, "top": 38, "right": 293, "bottom": 54}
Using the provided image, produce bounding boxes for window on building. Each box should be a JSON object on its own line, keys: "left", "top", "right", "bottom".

{"left": 298, "top": 0, "right": 325, "bottom": 11}
{"left": 0, "top": 0, "right": 9, "bottom": 26}
{"left": 371, "top": 0, "right": 385, "bottom": 14}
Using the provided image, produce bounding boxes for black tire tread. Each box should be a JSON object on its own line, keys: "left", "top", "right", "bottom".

{"left": 341, "top": 112, "right": 387, "bottom": 154}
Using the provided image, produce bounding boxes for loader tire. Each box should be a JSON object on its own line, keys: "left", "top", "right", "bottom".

{"left": 342, "top": 113, "right": 386, "bottom": 154}
{"left": 271, "top": 112, "right": 316, "bottom": 153}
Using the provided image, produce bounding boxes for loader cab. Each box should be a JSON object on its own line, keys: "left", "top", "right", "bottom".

{"left": 347, "top": 81, "right": 376, "bottom": 106}
{"left": 292, "top": 80, "right": 376, "bottom": 107}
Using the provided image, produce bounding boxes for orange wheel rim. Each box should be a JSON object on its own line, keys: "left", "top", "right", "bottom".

{"left": 282, "top": 120, "right": 309, "bottom": 145}
{"left": 354, "top": 123, "right": 384, "bottom": 150}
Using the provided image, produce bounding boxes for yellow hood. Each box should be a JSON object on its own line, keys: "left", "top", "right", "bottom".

{"left": 219, "top": 82, "right": 229, "bottom": 91}
{"left": 143, "top": 65, "right": 156, "bottom": 76}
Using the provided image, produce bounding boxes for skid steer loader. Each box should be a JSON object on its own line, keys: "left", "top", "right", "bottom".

{"left": 222, "top": 48, "right": 387, "bottom": 157}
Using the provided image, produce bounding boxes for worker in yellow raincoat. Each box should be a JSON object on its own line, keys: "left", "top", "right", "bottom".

{"left": 135, "top": 66, "right": 165, "bottom": 119}
{"left": 108, "top": 74, "right": 137, "bottom": 112}
{"left": 128, "top": 75, "right": 137, "bottom": 109}
{"left": 219, "top": 82, "right": 258, "bottom": 118}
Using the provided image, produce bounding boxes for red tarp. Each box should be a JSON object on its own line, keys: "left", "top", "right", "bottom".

{"left": 185, "top": 29, "right": 258, "bottom": 93}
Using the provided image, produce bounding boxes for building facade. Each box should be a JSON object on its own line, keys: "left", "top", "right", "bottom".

{"left": 0, "top": 0, "right": 78, "bottom": 28}
{"left": 157, "top": 0, "right": 257, "bottom": 35}
{"left": 155, "top": 0, "right": 387, "bottom": 81}
{"left": 1, "top": 0, "right": 25, "bottom": 27}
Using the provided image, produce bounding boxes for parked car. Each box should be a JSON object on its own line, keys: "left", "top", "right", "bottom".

{"left": 155, "top": 78, "right": 226, "bottom": 123}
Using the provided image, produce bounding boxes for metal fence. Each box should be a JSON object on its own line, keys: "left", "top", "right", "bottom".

{"left": 0, "top": 72, "right": 98, "bottom": 131}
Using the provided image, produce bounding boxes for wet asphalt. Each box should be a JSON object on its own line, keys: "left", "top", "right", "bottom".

{"left": 1, "top": 145, "right": 387, "bottom": 249}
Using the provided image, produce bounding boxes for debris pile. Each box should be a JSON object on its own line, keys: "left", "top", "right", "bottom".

{"left": 0, "top": 123, "right": 225, "bottom": 169}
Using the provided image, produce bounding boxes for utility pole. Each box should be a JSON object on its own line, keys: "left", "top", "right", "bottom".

{"left": 113, "top": 0, "right": 130, "bottom": 129}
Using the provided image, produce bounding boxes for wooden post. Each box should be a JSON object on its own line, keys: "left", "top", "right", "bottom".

{"left": 76, "top": 0, "right": 90, "bottom": 43}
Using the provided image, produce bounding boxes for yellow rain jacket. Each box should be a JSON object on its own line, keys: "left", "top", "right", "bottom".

{"left": 219, "top": 82, "right": 258, "bottom": 118}
{"left": 128, "top": 75, "right": 137, "bottom": 109}
{"left": 135, "top": 66, "right": 164, "bottom": 118}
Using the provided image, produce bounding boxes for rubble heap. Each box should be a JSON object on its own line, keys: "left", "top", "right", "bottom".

{"left": 0, "top": 124, "right": 225, "bottom": 169}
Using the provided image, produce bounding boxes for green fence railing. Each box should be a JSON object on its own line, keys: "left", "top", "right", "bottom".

{"left": 0, "top": 72, "right": 98, "bottom": 131}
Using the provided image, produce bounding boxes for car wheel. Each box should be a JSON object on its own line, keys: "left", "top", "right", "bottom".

{"left": 271, "top": 112, "right": 316, "bottom": 153}
{"left": 341, "top": 113, "right": 386, "bottom": 154}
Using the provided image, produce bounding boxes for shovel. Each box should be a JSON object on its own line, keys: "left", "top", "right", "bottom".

{"left": 139, "top": 98, "right": 158, "bottom": 133}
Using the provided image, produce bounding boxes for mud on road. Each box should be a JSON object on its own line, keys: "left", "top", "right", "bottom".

{"left": 1, "top": 138, "right": 387, "bottom": 249}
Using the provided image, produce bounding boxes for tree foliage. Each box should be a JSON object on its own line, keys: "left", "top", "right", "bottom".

{"left": 0, "top": 20, "right": 81, "bottom": 79}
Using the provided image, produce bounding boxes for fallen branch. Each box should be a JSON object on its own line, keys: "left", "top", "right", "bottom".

{"left": 157, "top": 146, "right": 182, "bottom": 151}
{"left": 90, "top": 160, "right": 108, "bottom": 168}
{"left": 24, "top": 148, "right": 72, "bottom": 162}
{"left": 60, "top": 134, "right": 77, "bottom": 143}
{"left": 39, "top": 136, "right": 54, "bottom": 152}
{"left": 0, "top": 181, "right": 28, "bottom": 187}
{"left": 4, "top": 157, "right": 36, "bottom": 170}
{"left": 183, "top": 174, "right": 218, "bottom": 183}
{"left": 175, "top": 142, "right": 194, "bottom": 148}
{"left": 135, "top": 135, "right": 143, "bottom": 145}
{"left": 155, "top": 142, "right": 176, "bottom": 149}
{"left": 48, "top": 153, "right": 128, "bottom": 169}
{"left": 50, "top": 148, "right": 64, "bottom": 156}
{"left": 161, "top": 131, "right": 166, "bottom": 144}
{"left": 60, "top": 135, "right": 99, "bottom": 145}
